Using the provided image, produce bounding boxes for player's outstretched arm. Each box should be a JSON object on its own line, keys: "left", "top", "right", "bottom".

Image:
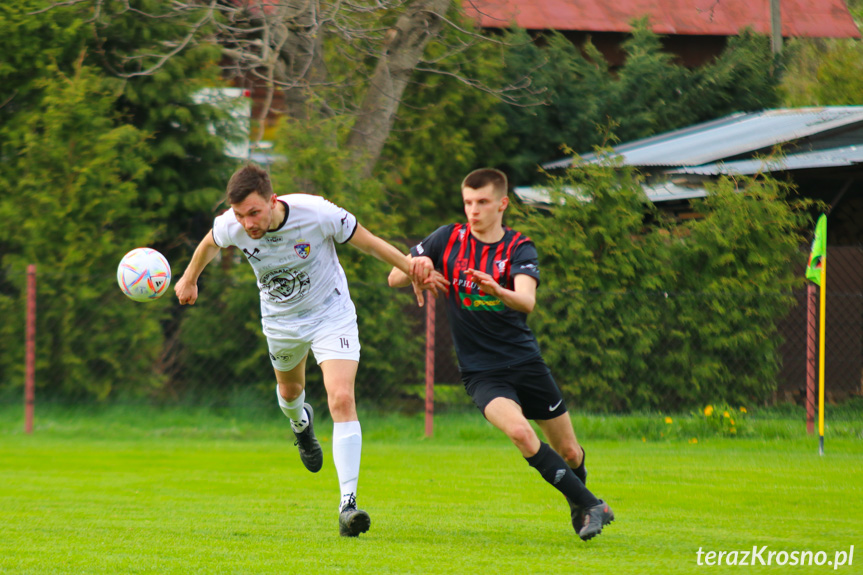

{"left": 348, "top": 224, "right": 415, "bottom": 275}
{"left": 175, "top": 230, "right": 221, "bottom": 306}
{"left": 388, "top": 266, "right": 412, "bottom": 288}
{"left": 348, "top": 225, "right": 436, "bottom": 306}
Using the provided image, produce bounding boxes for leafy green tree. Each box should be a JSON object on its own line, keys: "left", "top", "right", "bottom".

{"left": 511, "top": 157, "right": 673, "bottom": 410}
{"left": 0, "top": 3, "right": 89, "bottom": 172}
{"left": 0, "top": 61, "right": 158, "bottom": 398}
{"left": 780, "top": 38, "right": 863, "bottom": 106}
{"left": 658, "top": 175, "right": 812, "bottom": 407}
{"left": 376, "top": 15, "right": 513, "bottom": 233}
{"left": 778, "top": 0, "right": 863, "bottom": 106}
{"left": 500, "top": 21, "right": 779, "bottom": 185}
{"left": 498, "top": 29, "right": 610, "bottom": 184}
{"left": 80, "top": 1, "right": 237, "bottom": 261}
{"left": 0, "top": 1, "right": 246, "bottom": 400}
{"left": 513, "top": 156, "right": 811, "bottom": 411}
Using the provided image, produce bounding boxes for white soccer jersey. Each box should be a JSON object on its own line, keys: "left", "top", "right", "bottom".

{"left": 212, "top": 194, "right": 358, "bottom": 321}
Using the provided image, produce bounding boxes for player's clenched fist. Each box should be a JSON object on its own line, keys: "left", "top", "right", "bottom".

{"left": 174, "top": 277, "right": 198, "bottom": 305}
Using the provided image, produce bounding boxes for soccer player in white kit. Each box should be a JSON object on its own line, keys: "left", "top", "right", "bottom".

{"left": 174, "top": 164, "right": 423, "bottom": 537}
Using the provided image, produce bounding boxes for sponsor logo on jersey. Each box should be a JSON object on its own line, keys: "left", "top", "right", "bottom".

{"left": 460, "top": 292, "right": 504, "bottom": 311}
{"left": 260, "top": 267, "right": 311, "bottom": 303}
{"left": 294, "top": 242, "right": 311, "bottom": 259}
{"left": 269, "top": 351, "right": 294, "bottom": 364}
{"left": 455, "top": 277, "right": 480, "bottom": 290}
{"left": 243, "top": 247, "right": 261, "bottom": 261}
{"left": 265, "top": 235, "right": 284, "bottom": 244}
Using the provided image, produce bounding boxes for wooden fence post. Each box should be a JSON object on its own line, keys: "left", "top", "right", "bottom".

{"left": 25, "top": 264, "right": 36, "bottom": 434}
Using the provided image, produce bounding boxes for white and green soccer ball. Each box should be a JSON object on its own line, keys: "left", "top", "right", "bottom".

{"left": 117, "top": 248, "right": 172, "bottom": 302}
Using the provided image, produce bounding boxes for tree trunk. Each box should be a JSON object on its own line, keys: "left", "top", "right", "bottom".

{"left": 345, "top": 0, "right": 451, "bottom": 178}
{"left": 278, "top": 1, "right": 329, "bottom": 121}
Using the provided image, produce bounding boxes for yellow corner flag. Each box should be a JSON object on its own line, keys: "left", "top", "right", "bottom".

{"left": 806, "top": 214, "right": 827, "bottom": 455}
{"left": 806, "top": 214, "right": 827, "bottom": 285}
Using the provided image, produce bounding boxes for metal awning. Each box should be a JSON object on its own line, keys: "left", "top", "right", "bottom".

{"left": 545, "top": 107, "right": 863, "bottom": 169}
{"left": 667, "top": 145, "right": 863, "bottom": 176}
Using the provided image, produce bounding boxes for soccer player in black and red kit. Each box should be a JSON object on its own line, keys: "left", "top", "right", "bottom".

{"left": 389, "top": 168, "right": 614, "bottom": 541}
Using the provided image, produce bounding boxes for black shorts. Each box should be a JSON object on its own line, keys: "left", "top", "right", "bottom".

{"left": 461, "top": 359, "right": 567, "bottom": 420}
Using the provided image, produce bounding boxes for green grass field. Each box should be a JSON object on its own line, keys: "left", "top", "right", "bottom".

{"left": 1, "top": 406, "right": 861, "bottom": 574}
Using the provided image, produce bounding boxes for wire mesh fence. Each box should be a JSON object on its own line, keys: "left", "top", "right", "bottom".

{"left": 2, "top": 247, "right": 862, "bottom": 417}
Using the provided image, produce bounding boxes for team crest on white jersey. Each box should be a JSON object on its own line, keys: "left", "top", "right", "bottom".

{"left": 294, "top": 242, "right": 311, "bottom": 259}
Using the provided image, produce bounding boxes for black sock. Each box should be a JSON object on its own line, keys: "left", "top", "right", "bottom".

{"left": 572, "top": 447, "right": 587, "bottom": 486}
{"left": 526, "top": 442, "right": 599, "bottom": 509}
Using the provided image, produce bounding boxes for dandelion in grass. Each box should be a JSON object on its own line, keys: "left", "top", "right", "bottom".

{"left": 740, "top": 407, "right": 747, "bottom": 413}
{"left": 723, "top": 411, "right": 730, "bottom": 418}
{"left": 704, "top": 405, "right": 714, "bottom": 417}
{"left": 665, "top": 416, "right": 673, "bottom": 424}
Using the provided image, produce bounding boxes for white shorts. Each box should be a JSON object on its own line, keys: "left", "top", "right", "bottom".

{"left": 263, "top": 303, "right": 361, "bottom": 371}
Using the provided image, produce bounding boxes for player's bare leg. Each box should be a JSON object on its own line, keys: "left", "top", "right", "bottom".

{"left": 276, "top": 353, "right": 308, "bottom": 403}
{"left": 536, "top": 413, "right": 583, "bottom": 468}
{"left": 483, "top": 397, "right": 541, "bottom": 456}
{"left": 320, "top": 359, "right": 359, "bottom": 422}
{"left": 276, "top": 354, "right": 323, "bottom": 473}
{"left": 320, "top": 359, "right": 370, "bottom": 537}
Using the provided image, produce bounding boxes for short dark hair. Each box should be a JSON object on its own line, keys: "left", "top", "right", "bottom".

{"left": 226, "top": 164, "right": 274, "bottom": 204}
{"left": 462, "top": 168, "right": 508, "bottom": 197}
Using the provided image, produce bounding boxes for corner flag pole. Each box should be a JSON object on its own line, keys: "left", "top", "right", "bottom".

{"left": 424, "top": 295, "right": 435, "bottom": 438}
{"left": 818, "top": 255, "right": 826, "bottom": 456}
{"left": 805, "top": 214, "right": 827, "bottom": 456}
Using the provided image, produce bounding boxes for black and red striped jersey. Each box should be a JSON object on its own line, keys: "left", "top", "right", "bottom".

{"left": 411, "top": 223, "right": 542, "bottom": 373}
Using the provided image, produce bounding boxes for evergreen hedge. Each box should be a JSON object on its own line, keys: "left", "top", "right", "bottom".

{"left": 513, "top": 156, "right": 814, "bottom": 411}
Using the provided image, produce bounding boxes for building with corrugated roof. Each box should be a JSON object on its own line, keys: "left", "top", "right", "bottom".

{"left": 465, "top": 0, "right": 861, "bottom": 66}
{"left": 516, "top": 106, "right": 863, "bottom": 405}
{"left": 522, "top": 107, "right": 863, "bottom": 242}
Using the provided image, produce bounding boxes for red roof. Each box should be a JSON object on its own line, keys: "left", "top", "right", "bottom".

{"left": 465, "top": 0, "right": 861, "bottom": 38}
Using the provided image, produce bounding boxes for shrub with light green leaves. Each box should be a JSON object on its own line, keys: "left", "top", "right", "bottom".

{"left": 513, "top": 154, "right": 813, "bottom": 412}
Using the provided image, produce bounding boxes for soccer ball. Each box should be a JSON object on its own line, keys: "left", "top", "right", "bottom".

{"left": 117, "top": 248, "right": 172, "bottom": 302}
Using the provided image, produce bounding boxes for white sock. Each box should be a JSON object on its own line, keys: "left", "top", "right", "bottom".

{"left": 333, "top": 421, "right": 362, "bottom": 510}
{"left": 276, "top": 387, "right": 308, "bottom": 431}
